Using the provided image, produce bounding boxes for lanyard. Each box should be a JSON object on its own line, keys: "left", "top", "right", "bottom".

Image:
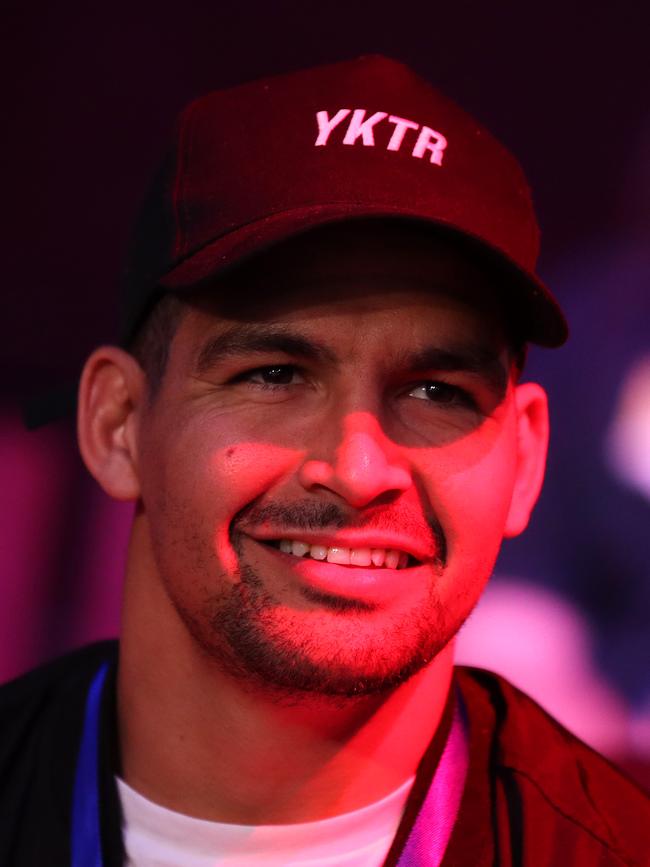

{"left": 396, "top": 694, "right": 469, "bottom": 867}
{"left": 71, "top": 661, "right": 109, "bottom": 867}
{"left": 71, "top": 663, "right": 468, "bottom": 867}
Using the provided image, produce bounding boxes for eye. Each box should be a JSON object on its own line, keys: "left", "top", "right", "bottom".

{"left": 236, "top": 365, "right": 304, "bottom": 387}
{"left": 408, "top": 381, "right": 474, "bottom": 408}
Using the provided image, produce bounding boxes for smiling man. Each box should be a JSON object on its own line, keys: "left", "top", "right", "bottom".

{"left": 2, "top": 56, "right": 648, "bottom": 866}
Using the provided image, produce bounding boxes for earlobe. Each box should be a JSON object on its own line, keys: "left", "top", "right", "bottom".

{"left": 503, "top": 382, "right": 550, "bottom": 538}
{"left": 77, "top": 346, "right": 146, "bottom": 501}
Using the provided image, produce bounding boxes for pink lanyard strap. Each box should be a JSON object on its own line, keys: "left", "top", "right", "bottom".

{"left": 396, "top": 693, "right": 470, "bottom": 867}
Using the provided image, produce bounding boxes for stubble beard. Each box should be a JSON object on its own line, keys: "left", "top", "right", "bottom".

{"left": 164, "top": 502, "right": 463, "bottom": 702}
{"left": 176, "top": 558, "right": 462, "bottom": 702}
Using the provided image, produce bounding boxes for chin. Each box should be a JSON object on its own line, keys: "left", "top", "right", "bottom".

{"left": 180, "top": 565, "right": 465, "bottom": 700}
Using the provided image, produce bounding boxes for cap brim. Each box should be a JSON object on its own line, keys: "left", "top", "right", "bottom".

{"left": 158, "top": 205, "right": 568, "bottom": 348}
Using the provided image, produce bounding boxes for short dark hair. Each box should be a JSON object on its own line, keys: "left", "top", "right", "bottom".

{"left": 127, "top": 291, "right": 187, "bottom": 395}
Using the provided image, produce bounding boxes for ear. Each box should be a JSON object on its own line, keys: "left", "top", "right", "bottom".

{"left": 77, "top": 346, "right": 147, "bottom": 501}
{"left": 503, "top": 381, "right": 550, "bottom": 538}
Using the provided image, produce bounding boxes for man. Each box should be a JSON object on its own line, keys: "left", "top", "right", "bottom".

{"left": 2, "top": 55, "right": 648, "bottom": 866}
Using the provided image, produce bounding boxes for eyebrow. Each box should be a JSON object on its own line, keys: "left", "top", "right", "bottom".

{"left": 194, "top": 325, "right": 338, "bottom": 373}
{"left": 194, "top": 324, "right": 509, "bottom": 393}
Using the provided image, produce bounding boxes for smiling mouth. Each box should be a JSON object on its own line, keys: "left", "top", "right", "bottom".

{"left": 260, "top": 539, "right": 417, "bottom": 570}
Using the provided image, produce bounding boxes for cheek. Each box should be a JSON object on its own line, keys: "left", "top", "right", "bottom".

{"left": 417, "top": 414, "right": 519, "bottom": 569}
{"left": 210, "top": 440, "right": 300, "bottom": 570}
{"left": 141, "top": 416, "right": 301, "bottom": 574}
{"left": 215, "top": 441, "right": 295, "bottom": 489}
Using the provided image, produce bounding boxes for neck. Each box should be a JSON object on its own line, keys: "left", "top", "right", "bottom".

{"left": 117, "top": 521, "right": 455, "bottom": 824}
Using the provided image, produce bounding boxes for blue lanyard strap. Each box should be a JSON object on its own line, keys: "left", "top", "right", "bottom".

{"left": 71, "top": 661, "right": 109, "bottom": 867}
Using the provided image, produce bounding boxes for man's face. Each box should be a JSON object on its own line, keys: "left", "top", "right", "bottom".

{"left": 134, "top": 224, "right": 531, "bottom": 699}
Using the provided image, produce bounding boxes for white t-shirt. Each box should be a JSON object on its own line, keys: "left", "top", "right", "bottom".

{"left": 117, "top": 775, "right": 415, "bottom": 867}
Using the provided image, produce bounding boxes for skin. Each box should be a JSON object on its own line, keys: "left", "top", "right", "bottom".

{"left": 78, "top": 222, "right": 549, "bottom": 824}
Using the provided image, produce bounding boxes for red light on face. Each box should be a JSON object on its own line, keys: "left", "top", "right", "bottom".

{"left": 131, "top": 228, "right": 546, "bottom": 699}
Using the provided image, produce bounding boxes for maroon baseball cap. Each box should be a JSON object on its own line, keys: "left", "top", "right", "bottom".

{"left": 122, "top": 54, "right": 568, "bottom": 348}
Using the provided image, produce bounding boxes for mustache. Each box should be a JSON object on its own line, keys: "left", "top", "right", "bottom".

{"left": 236, "top": 500, "right": 447, "bottom": 567}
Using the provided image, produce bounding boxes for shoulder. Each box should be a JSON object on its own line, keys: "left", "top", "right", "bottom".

{"left": 0, "top": 640, "right": 118, "bottom": 716}
{"left": 0, "top": 640, "right": 118, "bottom": 770}
{"left": 455, "top": 666, "right": 650, "bottom": 866}
{"left": 0, "top": 641, "right": 119, "bottom": 862}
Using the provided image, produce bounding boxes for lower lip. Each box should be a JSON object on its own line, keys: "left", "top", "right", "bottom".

{"left": 251, "top": 540, "right": 424, "bottom": 604}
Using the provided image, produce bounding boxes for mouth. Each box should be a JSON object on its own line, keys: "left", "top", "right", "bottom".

{"left": 259, "top": 539, "right": 419, "bottom": 570}
{"left": 245, "top": 533, "right": 433, "bottom": 604}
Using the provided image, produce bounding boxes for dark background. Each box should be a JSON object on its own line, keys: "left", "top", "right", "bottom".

{"left": 4, "top": 0, "right": 648, "bottom": 387}
{"left": 2, "top": 0, "right": 649, "bottom": 758}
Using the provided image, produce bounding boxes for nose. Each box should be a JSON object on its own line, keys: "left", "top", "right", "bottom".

{"left": 297, "top": 412, "right": 412, "bottom": 508}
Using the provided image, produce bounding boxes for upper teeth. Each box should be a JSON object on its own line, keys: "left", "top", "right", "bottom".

{"left": 276, "top": 540, "right": 410, "bottom": 569}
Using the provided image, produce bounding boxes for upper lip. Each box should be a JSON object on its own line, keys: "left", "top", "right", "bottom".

{"left": 244, "top": 531, "right": 435, "bottom": 564}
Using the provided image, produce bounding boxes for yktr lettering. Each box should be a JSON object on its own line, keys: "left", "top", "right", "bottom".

{"left": 315, "top": 109, "right": 448, "bottom": 166}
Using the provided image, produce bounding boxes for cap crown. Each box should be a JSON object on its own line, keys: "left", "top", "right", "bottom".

{"left": 123, "top": 55, "right": 566, "bottom": 347}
